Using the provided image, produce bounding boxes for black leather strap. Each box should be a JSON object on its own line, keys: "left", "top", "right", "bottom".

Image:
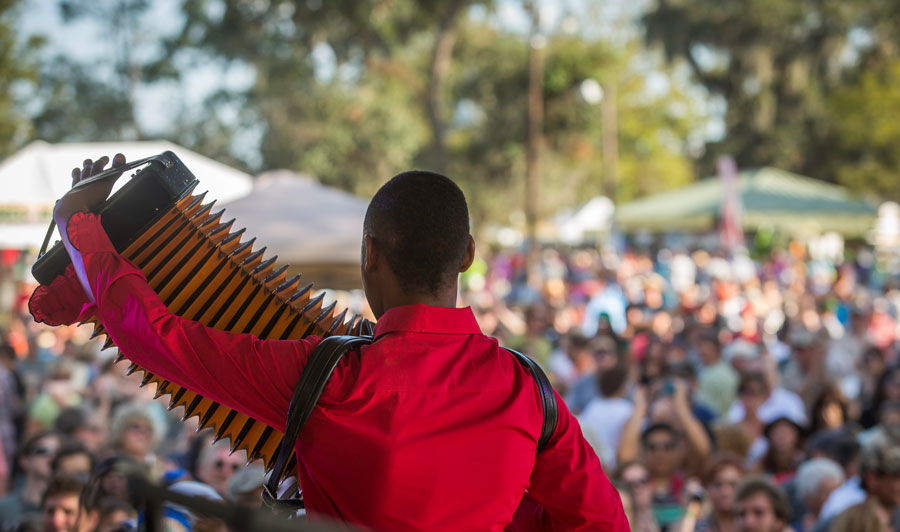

{"left": 262, "top": 336, "right": 558, "bottom": 510}
{"left": 504, "top": 348, "right": 559, "bottom": 451}
{"left": 263, "top": 335, "right": 372, "bottom": 508}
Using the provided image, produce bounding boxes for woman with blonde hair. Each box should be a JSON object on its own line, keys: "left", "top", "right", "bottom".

{"left": 107, "top": 401, "right": 166, "bottom": 470}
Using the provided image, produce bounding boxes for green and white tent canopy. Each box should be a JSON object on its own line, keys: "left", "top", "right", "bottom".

{"left": 615, "top": 167, "right": 879, "bottom": 237}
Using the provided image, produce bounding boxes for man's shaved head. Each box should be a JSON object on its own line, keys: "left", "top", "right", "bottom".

{"left": 364, "top": 171, "right": 470, "bottom": 296}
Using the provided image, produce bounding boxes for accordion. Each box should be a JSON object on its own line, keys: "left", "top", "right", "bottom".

{"left": 32, "top": 152, "right": 370, "bottom": 480}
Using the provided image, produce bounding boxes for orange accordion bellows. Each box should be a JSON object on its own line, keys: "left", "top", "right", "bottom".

{"left": 32, "top": 152, "right": 369, "bottom": 478}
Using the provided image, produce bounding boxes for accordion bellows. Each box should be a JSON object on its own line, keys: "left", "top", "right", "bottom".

{"left": 35, "top": 153, "right": 369, "bottom": 480}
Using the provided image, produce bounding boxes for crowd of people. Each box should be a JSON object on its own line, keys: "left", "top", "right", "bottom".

{"left": 0, "top": 305, "right": 266, "bottom": 531}
{"left": 0, "top": 236, "right": 899, "bottom": 532}
{"left": 461, "top": 241, "right": 900, "bottom": 532}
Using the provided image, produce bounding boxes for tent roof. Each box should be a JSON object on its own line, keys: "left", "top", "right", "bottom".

{"left": 0, "top": 140, "right": 253, "bottom": 250}
{"left": 1, "top": 140, "right": 252, "bottom": 209}
{"left": 221, "top": 170, "right": 368, "bottom": 268}
{"left": 615, "top": 167, "right": 879, "bottom": 236}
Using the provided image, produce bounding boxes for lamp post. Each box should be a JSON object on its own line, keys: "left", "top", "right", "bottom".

{"left": 579, "top": 78, "right": 618, "bottom": 203}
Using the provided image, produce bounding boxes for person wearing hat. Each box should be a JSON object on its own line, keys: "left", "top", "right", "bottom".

{"left": 828, "top": 443, "right": 900, "bottom": 532}
{"left": 226, "top": 465, "right": 266, "bottom": 509}
{"left": 162, "top": 480, "right": 226, "bottom": 532}
{"left": 756, "top": 406, "right": 808, "bottom": 485}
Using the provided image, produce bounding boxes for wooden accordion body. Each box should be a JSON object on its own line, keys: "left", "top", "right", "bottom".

{"left": 32, "top": 152, "right": 369, "bottom": 479}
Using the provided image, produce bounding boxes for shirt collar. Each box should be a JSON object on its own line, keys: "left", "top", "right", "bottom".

{"left": 372, "top": 303, "right": 482, "bottom": 340}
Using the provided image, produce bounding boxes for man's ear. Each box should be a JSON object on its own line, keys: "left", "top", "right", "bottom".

{"left": 363, "top": 234, "right": 379, "bottom": 273}
{"left": 459, "top": 235, "right": 476, "bottom": 273}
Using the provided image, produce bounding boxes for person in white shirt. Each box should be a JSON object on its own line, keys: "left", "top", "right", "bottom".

{"left": 580, "top": 364, "right": 633, "bottom": 469}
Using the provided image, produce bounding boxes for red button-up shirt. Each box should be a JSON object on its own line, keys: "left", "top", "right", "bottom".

{"left": 39, "top": 213, "right": 627, "bottom": 531}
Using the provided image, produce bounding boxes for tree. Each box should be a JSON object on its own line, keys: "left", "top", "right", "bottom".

{"left": 166, "top": 0, "right": 481, "bottom": 188}
{"left": 827, "top": 60, "right": 900, "bottom": 201}
{"left": 447, "top": 24, "right": 703, "bottom": 222}
{"left": 0, "top": 0, "right": 38, "bottom": 157}
{"left": 644, "top": 0, "right": 900, "bottom": 190}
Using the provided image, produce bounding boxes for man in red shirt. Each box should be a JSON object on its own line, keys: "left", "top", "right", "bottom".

{"left": 35, "top": 154, "right": 628, "bottom": 531}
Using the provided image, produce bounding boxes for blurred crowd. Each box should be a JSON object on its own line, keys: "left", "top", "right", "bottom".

{"left": 0, "top": 238, "right": 899, "bottom": 532}
{"left": 0, "top": 306, "right": 266, "bottom": 531}
{"left": 460, "top": 242, "right": 900, "bottom": 532}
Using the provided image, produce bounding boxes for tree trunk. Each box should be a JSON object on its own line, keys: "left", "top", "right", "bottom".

{"left": 425, "top": 0, "right": 466, "bottom": 174}
{"left": 525, "top": 7, "right": 545, "bottom": 290}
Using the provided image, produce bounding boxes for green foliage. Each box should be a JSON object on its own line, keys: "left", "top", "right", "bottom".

{"left": 827, "top": 61, "right": 900, "bottom": 201}
{"left": 644, "top": 0, "right": 900, "bottom": 194}
{"left": 0, "top": 0, "right": 37, "bottom": 157}
{"left": 20, "top": 0, "right": 704, "bottom": 227}
{"left": 31, "top": 56, "right": 137, "bottom": 142}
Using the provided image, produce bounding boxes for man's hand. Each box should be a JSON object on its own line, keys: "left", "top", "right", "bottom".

{"left": 48, "top": 153, "right": 127, "bottom": 304}
{"left": 52, "top": 154, "right": 127, "bottom": 226}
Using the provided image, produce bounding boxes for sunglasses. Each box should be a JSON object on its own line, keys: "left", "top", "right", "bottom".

{"left": 31, "top": 447, "right": 55, "bottom": 457}
{"left": 646, "top": 441, "right": 677, "bottom": 452}
{"left": 624, "top": 476, "right": 649, "bottom": 488}
{"left": 214, "top": 460, "right": 241, "bottom": 473}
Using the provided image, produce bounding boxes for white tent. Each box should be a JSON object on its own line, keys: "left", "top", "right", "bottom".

{"left": 0, "top": 140, "right": 253, "bottom": 249}
{"left": 221, "top": 170, "right": 369, "bottom": 289}
{"left": 554, "top": 196, "right": 614, "bottom": 244}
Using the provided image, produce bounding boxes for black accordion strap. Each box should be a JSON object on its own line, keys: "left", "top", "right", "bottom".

{"left": 262, "top": 337, "right": 559, "bottom": 508}
{"left": 503, "top": 348, "right": 559, "bottom": 451}
{"left": 263, "top": 334, "right": 372, "bottom": 507}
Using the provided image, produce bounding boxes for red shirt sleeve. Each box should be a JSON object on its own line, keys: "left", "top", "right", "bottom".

{"left": 67, "top": 212, "right": 317, "bottom": 431}
{"left": 524, "top": 390, "right": 630, "bottom": 531}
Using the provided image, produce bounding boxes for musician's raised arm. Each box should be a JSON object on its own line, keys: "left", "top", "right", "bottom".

{"left": 35, "top": 154, "right": 315, "bottom": 432}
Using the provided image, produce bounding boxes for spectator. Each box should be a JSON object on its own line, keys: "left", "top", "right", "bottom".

{"left": 807, "top": 385, "right": 852, "bottom": 437}
{"left": 858, "top": 400, "right": 900, "bottom": 449}
{"left": 163, "top": 480, "right": 226, "bottom": 532}
{"left": 695, "top": 329, "right": 739, "bottom": 418}
{"left": 614, "top": 483, "right": 637, "bottom": 531}
{"left": 728, "top": 371, "right": 807, "bottom": 429}
{"left": 814, "top": 432, "right": 864, "bottom": 525}
{"left": 757, "top": 410, "right": 807, "bottom": 485}
{"left": 53, "top": 407, "right": 106, "bottom": 454}
{"left": 39, "top": 474, "right": 85, "bottom": 532}
{"left": 25, "top": 363, "right": 81, "bottom": 435}
{"left": 505, "top": 304, "right": 553, "bottom": 368}
{"left": 50, "top": 441, "right": 94, "bottom": 478}
{"left": 664, "top": 362, "right": 717, "bottom": 432}
{"left": 733, "top": 476, "right": 791, "bottom": 532}
{"left": 566, "top": 335, "right": 618, "bottom": 414}
{"left": 195, "top": 440, "right": 246, "bottom": 498}
{"left": 695, "top": 453, "right": 745, "bottom": 532}
{"left": 227, "top": 465, "right": 265, "bottom": 508}
{"left": 829, "top": 443, "right": 900, "bottom": 532}
{"left": 633, "top": 423, "right": 688, "bottom": 530}
{"left": 107, "top": 401, "right": 165, "bottom": 469}
{"left": 0, "top": 431, "right": 60, "bottom": 531}
{"left": 780, "top": 328, "right": 826, "bottom": 406}
{"left": 580, "top": 363, "right": 633, "bottom": 468}
{"left": 615, "top": 461, "right": 660, "bottom": 532}
{"left": 95, "top": 498, "right": 137, "bottom": 532}
{"left": 791, "top": 458, "right": 843, "bottom": 532}
{"left": 619, "top": 382, "right": 712, "bottom": 478}
{"left": 858, "top": 347, "right": 887, "bottom": 417}
{"left": 0, "top": 343, "right": 23, "bottom": 492}
{"left": 859, "top": 365, "right": 900, "bottom": 429}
